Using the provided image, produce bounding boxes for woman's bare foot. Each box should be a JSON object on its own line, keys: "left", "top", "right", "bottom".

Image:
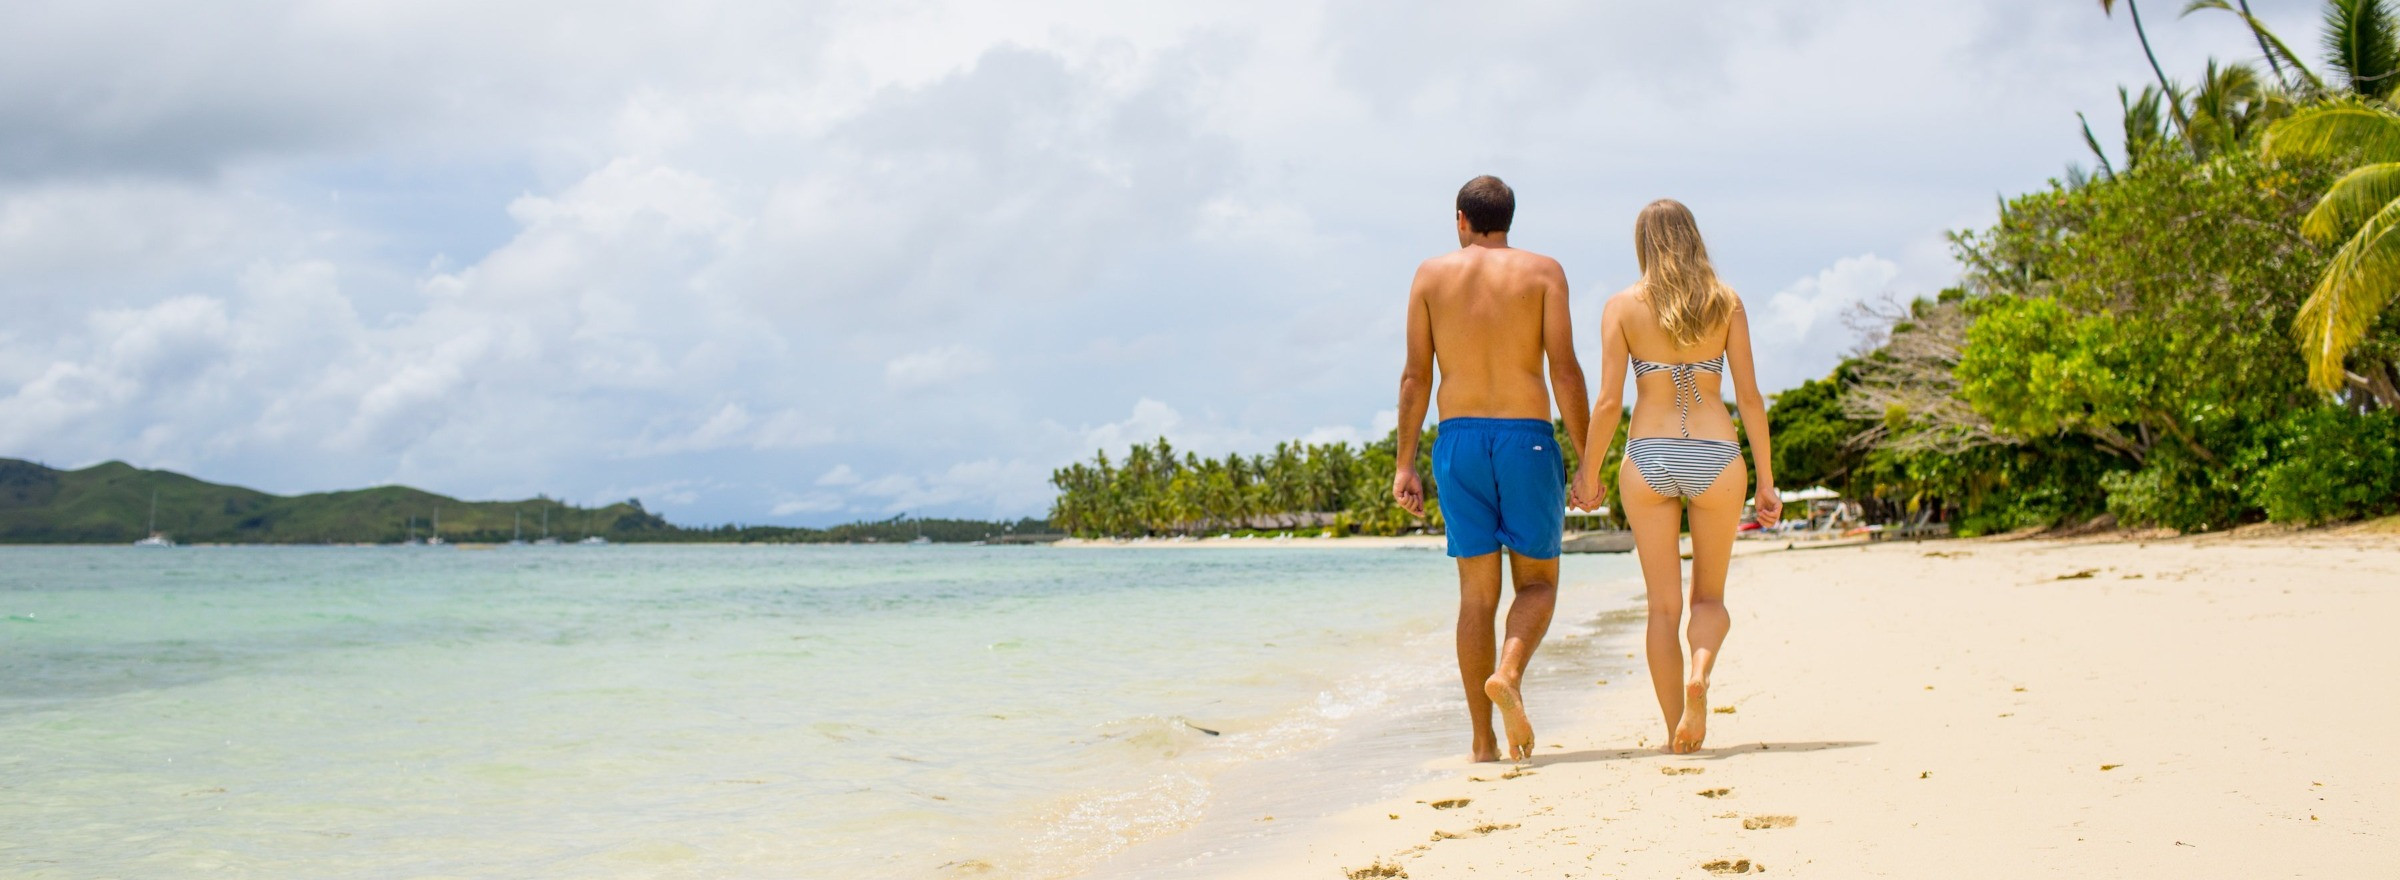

{"left": 1483, "top": 674, "right": 1535, "bottom": 762}
{"left": 1672, "top": 679, "right": 1709, "bottom": 754}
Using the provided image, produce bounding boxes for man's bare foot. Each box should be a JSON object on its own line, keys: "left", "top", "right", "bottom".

{"left": 1672, "top": 680, "right": 1709, "bottom": 754}
{"left": 1483, "top": 674, "right": 1535, "bottom": 762}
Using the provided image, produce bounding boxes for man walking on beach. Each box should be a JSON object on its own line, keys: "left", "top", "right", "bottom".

{"left": 1392, "top": 175, "right": 1589, "bottom": 762}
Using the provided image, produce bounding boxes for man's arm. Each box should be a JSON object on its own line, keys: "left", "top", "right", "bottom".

{"left": 1540, "top": 260, "right": 1589, "bottom": 462}
{"left": 1393, "top": 267, "right": 1436, "bottom": 517}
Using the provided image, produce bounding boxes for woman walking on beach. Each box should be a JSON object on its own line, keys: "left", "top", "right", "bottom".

{"left": 1570, "top": 200, "right": 1781, "bottom": 754}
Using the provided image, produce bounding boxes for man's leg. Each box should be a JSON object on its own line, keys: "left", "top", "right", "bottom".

{"left": 1482, "top": 550, "right": 1557, "bottom": 762}
{"left": 1455, "top": 552, "right": 1505, "bottom": 762}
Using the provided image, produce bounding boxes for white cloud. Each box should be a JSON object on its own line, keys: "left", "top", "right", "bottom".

{"left": 815, "top": 464, "right": 860, "bottom": 486}
{"left": 1079, "top": 398, "right": 1186, "bottom": 456}
{"left": 1750, "top": 254, "right": 1901, "bottom": 389}
{"left": 884, "top": 344, "right": 994, "bottom": 390}
{"left": 770, "top": 493, "right": 846, "bottom": 516}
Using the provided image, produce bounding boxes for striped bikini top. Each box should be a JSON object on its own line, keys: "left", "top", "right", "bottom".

{"left": 1630, "top": 353, "right": 1727, "bottom": 438}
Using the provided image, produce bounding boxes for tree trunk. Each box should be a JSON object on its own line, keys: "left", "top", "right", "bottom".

{"left": 2237, "top": 0, "right": 2288, "bottom": 86}
{"left": 2125, "top": 1, "right": 2193, "bottom": 143}
{"left": 2344, "top": 365, "right": 2400, "bottom": 410}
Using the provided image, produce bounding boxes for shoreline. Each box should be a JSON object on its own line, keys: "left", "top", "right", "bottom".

{"left": 1099, "top": 527, "right": 2399, "bottom": 878}
{"left": 1052, "top": 534, "right": 1450, "bottom": 550}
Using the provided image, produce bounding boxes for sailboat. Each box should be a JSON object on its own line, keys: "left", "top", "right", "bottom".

{"left": 534, "top": 505, "right": 560, "bottom": 545}
{"left": 577, "top": 507, "right": 607, "bottom": 545}
{"left": 510, "top": 511, "right": 526, "bottom": 546}
{"left": 427, "top": 507, "right": 448, "bottom": 547}
{"left": 133, "top": 489, "right": 175, "bottom": 548}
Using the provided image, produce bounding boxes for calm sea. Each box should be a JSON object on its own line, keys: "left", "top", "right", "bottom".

{"left": 0, "top": 544, "right": 1640, "bottom": 878}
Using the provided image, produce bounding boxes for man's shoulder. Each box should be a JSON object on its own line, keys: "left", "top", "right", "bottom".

{"left": 1415, "top": 250, "right": 1470, "bottom": 273}
{"left": 1418, "top": 247, "right": 1562, "bottom": 275}
{"left": 1502, "top": 247, "right": 1565, "bottom": 272}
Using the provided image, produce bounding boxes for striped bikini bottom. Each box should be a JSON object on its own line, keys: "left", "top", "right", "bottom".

{"left": 1625, "top": 437, "right": 1742, "bottom": 498}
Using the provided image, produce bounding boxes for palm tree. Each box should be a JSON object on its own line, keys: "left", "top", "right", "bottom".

{"left": 2326, "top": 0, "right": 2400, "bottom": 97}
{"left": 2261, "top": 99, "right": 2400, "bottom": 404}
{"left": 2188, "top": 61, "right": 2287, "bottom": 154}
{"left": 2103, "top": 0, "right": 2194, "bottom": 142}
{"left": 2184, "top": 1, "right": 2328, "bottom": 94}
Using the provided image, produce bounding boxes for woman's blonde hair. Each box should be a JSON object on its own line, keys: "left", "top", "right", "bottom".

{"left": 1633, "top": 199, "right": 1735, "bottom": 349}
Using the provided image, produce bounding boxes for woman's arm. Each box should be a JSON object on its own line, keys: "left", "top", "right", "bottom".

{"left": 1723, "top": 299, "right": 1782, "bottom": 527}
{"left": 1571, "top": 295, "right": 1628, "bottom": 510}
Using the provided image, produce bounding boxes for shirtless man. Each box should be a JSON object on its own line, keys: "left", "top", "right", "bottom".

{"left": 1392, "top": 175, "right": 1590, "bottom": 763}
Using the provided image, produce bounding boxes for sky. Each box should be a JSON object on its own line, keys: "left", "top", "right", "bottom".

{"left": 0, "top": 0, "right": 2321, "bottom": 525}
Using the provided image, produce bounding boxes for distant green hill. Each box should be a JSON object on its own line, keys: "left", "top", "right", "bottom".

{"left": 0, "top": 459, "right": 667, "bottom": 544}
{"left": 0, "top": 458, "right": 1052, "bottom": 545}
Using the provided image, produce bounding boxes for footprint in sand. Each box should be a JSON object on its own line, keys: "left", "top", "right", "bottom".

{"left": 1698, "top": 788, "right": 1731, "bottom": 798}
{"left": 1345, "top": 859, "right": 1408, "bottom": 879}
{"left": 1713, "top": 706, "right": 1737, "bottom": 715}
{"left": 1701, "top": 858, "right": 1760, "bottom": 874}
{"left": 1432, "top": 823, "right": 1519, "bottom": 842}
{"left": 1742, "top": 815, "right": 1797, "bottom": 830}
{"left": 1501, "top": 767, "right": 1535, "bottom": 780}
{"left": 1662, "top": 766, "right": 1704, "bottom": 776}
{"left": 1430, "top": 798, "right": 1471, "bottom": 810}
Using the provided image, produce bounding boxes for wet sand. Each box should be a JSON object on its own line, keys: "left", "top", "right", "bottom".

{"left": 1198, "top": 525, "right": 2400, "bottom": 878}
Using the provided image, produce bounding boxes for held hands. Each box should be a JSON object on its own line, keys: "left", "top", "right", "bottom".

{"left": 1568, "top": 465, "right": 1604, "bottom": 512}
{"left": 1752, "top": 484, "right": 1783, "bottom": 528}
{"left": 1393, "top": 467, "right": 1425, "bottom": 518}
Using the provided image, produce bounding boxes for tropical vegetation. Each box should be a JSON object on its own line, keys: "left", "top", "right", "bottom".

{"left": 1766, "top": 0, "right": 2400, "bottom": 534}
{"left": 1046, "top": 421, "right": 1626, "bottom": 538}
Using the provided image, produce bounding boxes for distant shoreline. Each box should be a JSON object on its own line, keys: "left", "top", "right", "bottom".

{"left": 1054, "top": 534, "right": 1448, "bottom": 550}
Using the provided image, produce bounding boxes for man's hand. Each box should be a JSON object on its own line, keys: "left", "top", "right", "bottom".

{"left": 1569, "top": 466, "right": 1603, "bottom": 512}
{"left": 1753, "top": 485, "right": 1783, "bottom": 528}
{"left": 1393, "top": 467, "right": 1425, "bottom": 518}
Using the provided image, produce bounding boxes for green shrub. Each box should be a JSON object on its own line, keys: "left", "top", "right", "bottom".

{"left": 2245, "top": 407, "right": 2400, "bottom": 524}
{"left": 2101, "top": 453, "right": 2247, "bottom": 533}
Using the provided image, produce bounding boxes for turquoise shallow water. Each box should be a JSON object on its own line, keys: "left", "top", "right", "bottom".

{"left": 0, "top": 544, "right": 1637, "bottom": 878}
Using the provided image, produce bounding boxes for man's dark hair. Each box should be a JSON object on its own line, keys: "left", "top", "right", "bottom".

{"left": 1456, "top": 175, "right": 1514, "bottom": 234}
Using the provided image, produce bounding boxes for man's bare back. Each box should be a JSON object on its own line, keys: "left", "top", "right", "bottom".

{"left": 1413, "top": 246, "right": 1575, "bottom": 422}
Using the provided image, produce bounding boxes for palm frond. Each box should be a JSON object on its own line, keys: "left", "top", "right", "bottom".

{"left": 2183, "top": 0, "right": 2328, "bottom": 94}
{"left": 2303, "top": 162, "right": 2400, "bottom": 242}
{"left": 2121, "top": 85, "right": 2173, "bottom": 169}
{"left": 2326, "top": 0, "right": 2400, "bottom": 97}
{"left": 2078, "top": 111, "right": 2117, "bottom": 178}
{"left": 2263, "top": 101, "right": 2400, "bottom": 163}
{"left": 2300, "top": 195, "right": 2400, "bottom": 391}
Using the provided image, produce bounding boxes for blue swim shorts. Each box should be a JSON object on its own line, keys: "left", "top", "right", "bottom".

{"left": 1432, "top": 418, "right": 1565, "bottom": 559}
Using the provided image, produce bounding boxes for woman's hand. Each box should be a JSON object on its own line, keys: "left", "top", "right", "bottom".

{"left": 1569, "top": 466, "right": 1604, "bottom": 512}
{"left": 1752, "top": 484, "right": 1782, "bottom": 528}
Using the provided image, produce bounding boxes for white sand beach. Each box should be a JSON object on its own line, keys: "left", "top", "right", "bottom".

{"left": 1201, "top": 525, "right": 2400, "bottom": 878}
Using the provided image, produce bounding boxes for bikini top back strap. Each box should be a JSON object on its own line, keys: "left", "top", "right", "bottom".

{"left": 1629, "top": 354, "right": 1726, "bottom": 438}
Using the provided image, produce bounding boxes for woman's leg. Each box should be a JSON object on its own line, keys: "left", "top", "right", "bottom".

{"left": 1674, "top": 455, "right": 1748, "bottom": 753}
{"left": 1618, "top": 462, "right": 1688, "bottom": 747}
